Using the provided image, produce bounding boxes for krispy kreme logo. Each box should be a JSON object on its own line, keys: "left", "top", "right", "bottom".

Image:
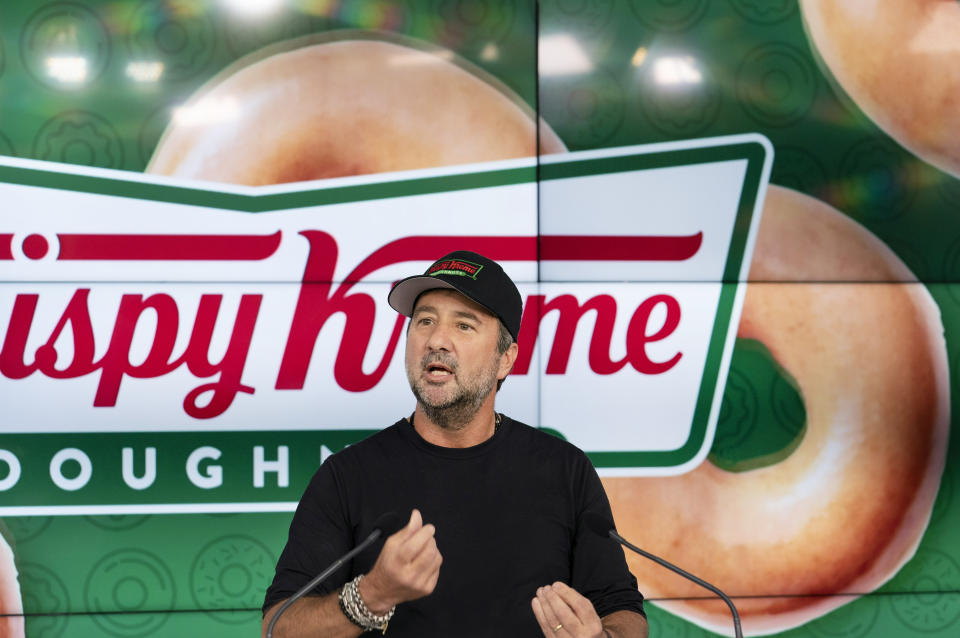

{"left": 428, "top": 258, "right": 482, "bottom": 279}
{"left": 0, "top": 231, "right": 701, "bottom": 417}
{"left": 0, "top": 136, "right": 771, "bottom": 512}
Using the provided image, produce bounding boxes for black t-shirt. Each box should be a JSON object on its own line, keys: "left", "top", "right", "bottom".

{"left": 264, "top": 416, "right": 645, "bottom": 636}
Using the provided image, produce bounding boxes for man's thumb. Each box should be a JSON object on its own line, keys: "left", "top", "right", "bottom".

{"left": 405, "top": 508, "right": 423, "bottom": 531}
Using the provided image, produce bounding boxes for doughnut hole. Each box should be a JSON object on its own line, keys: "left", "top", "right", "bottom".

{"left": 707, "top": 338, "right": 806, "bottom": 475}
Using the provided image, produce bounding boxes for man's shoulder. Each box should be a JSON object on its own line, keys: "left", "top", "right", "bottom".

{"left": 503, "top": 416, "right": 590, "bottom": 460}
{"left": 324, "top": 419, "right": 409, "bottom": 465}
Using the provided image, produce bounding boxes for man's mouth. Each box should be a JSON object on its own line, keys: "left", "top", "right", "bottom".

{"left": 424, "top": 361, "right": 455, "bottom": 379}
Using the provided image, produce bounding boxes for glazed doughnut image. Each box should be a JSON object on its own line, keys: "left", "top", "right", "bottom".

{"left": 0, "top": 533, "right": 24, "bottom": 638}
{"left": 603, "top": 185, "right": 950, "bottom": 636}
{"left": 800, "top": 0, "right": 960, "bottom": 176}
{"left": 148, "top": 36, "right": 565, "bottom": 184}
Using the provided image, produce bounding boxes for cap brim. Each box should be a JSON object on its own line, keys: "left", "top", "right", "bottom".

{"left": 387, "top": 276, "right": 459, "bottom": 317}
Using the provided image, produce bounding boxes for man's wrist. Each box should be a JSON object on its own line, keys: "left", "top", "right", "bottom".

{"left": 340, "top": 575, "right": 395, "bottom": 633}
{"left": 356, "top": 571, "right": 395, "bottom": 614}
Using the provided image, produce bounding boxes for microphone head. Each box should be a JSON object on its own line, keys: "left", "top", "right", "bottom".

{"left": 582, "top": 511, "right": 616, "bottom": 538}
{"left": 373, "top": 512, "right": 403, "bottom": 536}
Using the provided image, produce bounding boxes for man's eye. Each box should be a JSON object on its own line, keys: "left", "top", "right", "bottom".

{"left": 459, "top": 323, "right": 473, "bottom": 331}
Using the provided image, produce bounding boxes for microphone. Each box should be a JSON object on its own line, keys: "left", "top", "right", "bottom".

{"left": 583, "top": 511, "right": 743, "bottom": 638}
{"left": 265, "top": 512, "right": 403, "bottom": 638}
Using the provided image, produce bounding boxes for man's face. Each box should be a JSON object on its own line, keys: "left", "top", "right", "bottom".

{"left": 404, "top": 288, "right": 511, "bottom": 428}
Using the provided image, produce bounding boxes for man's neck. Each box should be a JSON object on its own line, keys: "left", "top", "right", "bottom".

{"left": 412, "top": 399, "right": 499, "bottom": 448}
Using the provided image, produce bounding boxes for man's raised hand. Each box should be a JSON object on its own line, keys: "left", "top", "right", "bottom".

{"left": 532, "top": 582, "right": 605, "bottom": 638}
{"left": 358, "top": 509, "right": 443, "bottom": 613}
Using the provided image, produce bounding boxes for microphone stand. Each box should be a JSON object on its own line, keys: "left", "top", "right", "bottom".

{"left": 265, "top": 528, "right": 384, "bottom": 638}
{"left": 610, "top": 529, "right": 743, "bottom": 638}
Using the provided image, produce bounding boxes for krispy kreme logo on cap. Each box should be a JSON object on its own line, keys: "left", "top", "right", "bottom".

{"left": 428, "top": 258, "right": 483, "bottom": 279}
{"left": 0, "top": 134, "right": 771, "bottom": 514}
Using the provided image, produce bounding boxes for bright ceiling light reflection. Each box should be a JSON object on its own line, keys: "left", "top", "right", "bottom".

{"left": 173, "top": 97, "right": 240, "bottom": 126}
{"left": 126, "top": 61, "right": 165, "bottom": 83}
{"left": 387, "top": 49, "right": 455, "bottom": 66}
{"left": 539, "top": 34, "right": 593, "bottom": 75}
{"left": 45, "top": 56, "right": 88, "bottom": 84}
{"left": 220, "top": 0, "right": 284, "bottom": 18}
{"left": 653, "top": 56, "right": 702, "bottom": 85}
{"left": 631, "top": 46, "right": 648, "bottom": 67}
{"left": 480, "top": 43, "right": 499, "bottom": 61}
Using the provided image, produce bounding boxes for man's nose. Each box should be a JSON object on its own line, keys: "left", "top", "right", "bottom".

{"left": 425, "top": 322, "right": 454, "bottom": 350}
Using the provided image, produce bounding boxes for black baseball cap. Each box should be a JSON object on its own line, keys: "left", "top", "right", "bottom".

{"left": 388, "top": 250, "right": 522, "bottom": 342}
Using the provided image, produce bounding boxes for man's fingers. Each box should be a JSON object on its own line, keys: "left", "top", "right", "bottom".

{"left": 549, "top": 582, "right": 596, "bottom": 622}
{"left": 419, "top": 551, "right": 443, "bottom": 592}
{"left": 537, "top": 586, "right": 581, "bottom": 630}
{"left": 405, "top": 509, "right": 423, "bottom": 533}
{"left": 406, "top": 534, "right": 441, "bottom": 574}
{"left": 531, "top": 597, "right": 553, "bottom": 637}
{"left": 387, "top": 509, "right": 424, "bottom": 546}
{"left": 399, "top": 523, "right": 436, "bottom": 562}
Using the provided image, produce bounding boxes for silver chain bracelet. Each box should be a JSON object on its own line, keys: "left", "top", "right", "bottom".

{"left": 338, "top": 574, "right": 395, "bottom": 634}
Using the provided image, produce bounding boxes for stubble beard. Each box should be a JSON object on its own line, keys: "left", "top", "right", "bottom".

{"left": 407, "top": 351, "right": 500, "bottom": 430}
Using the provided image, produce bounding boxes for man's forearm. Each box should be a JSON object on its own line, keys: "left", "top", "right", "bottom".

{"left": 601, "top": 610, "right": 649, "bottom": 638}
{"left": 261, "top": 592, "right": 365, "bottom": 638}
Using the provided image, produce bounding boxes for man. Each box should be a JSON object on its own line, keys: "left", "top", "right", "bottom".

{"left": 263, "top": 251, "right": 648, "bottom": 637}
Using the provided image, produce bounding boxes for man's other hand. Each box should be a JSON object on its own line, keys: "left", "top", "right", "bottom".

{"left": 358, "top": 509, "right": 443, "bottom": 613}
{"left": 532, "top": 582, "right": 604, "bottom": 638}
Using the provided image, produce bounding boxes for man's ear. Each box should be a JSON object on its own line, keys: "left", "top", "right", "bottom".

{"left": 498, "top": 341, "right": 519, "bottom": 380}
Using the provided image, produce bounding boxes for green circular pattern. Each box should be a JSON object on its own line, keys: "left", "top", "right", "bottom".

{"left": 541, "top": 66, "right": 624, "bottom": 148}
{"left": 930, "top": 462, "right": 953, "bottom": 529}
{"left": 332, "top": 0, "right": 410, "bottom": 32}
{"left": 19, "top": 561, "right": 70, "bottom": 637}
{"left": 190, "top": 535, "right": 275, "bottom": 623}
{"left": 714, "top": 368, "right": 759, "bottom": 454}
{"left": 939, "top": 233, "right": 960, "bottom": 301}
{"left": 638, "top": 60, "right": 720, "bottom": 138}
{"left": 85, "top": 514, "right": 151, "bottom": 531}
{"left": 883, "top": 237, "right": 931, "bottom": 282}
{"left": 541, "top": 0, "right": 615, "bottom": 37}
{"left": 85, "top": 549, "right": 175, "bottom": 637}
{"left": 127, "top": 0, "right": 217, "bottom": 82}
{"left": 3, "top": 516, "right": 51, "bottom": 543}
{"left": 19, "top": 2, "right": 111, "bottom": 90}
{"left": 137, "top": 104, "right": 172, "bottom": 167}
{"left": 32, "top": 110, "right": 124, "bottom": 168}
{"left": 629, "top": 0, "right": 708, "bottom": 33}
{"left": 0, "top": 131, "right": 16, "bottom": 157}
{"left": 890, "top": 550, "right": 960, "bottom": 632}
{"left": 736, "top": 42, "right": 817, "bottom": 128}
{"left": 937, "top": 174, "right": 960, "bottom": 208}
{"left": 770, "top": 372, "right": 805, "bottom": 437}
{"left": 770, "top": 145, "right": 829, "bottom": 196}
{"left": 430, "top": 0, "right": 517, "bottom": 48}
{"left": 807, "top": 596, "right": 879, "bottom": 638}
{"left": 837, "top": 137, "right": 918, "bottom": 221}
{"left": 726, "top": 0, "right": 796, "bottom": 24}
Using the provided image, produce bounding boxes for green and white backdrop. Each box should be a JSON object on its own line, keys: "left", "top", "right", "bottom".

{"left": 0, "top": 1, "right": 957, "bottom": 636}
